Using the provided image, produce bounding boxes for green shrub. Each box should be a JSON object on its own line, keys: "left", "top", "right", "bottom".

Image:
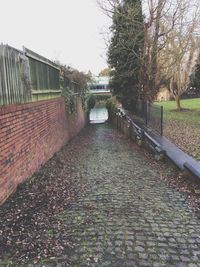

{"left": 106, "top": 98, "right": 117, "bottom": 113}
{"left": 62, "top": 88, "right": 77, "bottom": 114}
{"left": 86, "top": 94, "right": 96, "bottom": 111}
{"left": 96, "top": 95, "right": 110, "bottom": 102}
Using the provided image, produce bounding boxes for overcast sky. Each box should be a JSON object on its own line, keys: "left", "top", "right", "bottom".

{"left": 0, "top": 0, "right": 111, "bottom": 75}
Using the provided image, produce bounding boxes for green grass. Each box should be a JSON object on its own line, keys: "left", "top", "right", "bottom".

{"left": 155, "top": 98, "right": 200, "bottom": 122}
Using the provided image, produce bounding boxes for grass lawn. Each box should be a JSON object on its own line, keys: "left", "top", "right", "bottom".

{"left": 155, "top": 98, "right": 200, "bottom": 122}
{"left": 154, "top": 98, "right": 200, "bottom": 161}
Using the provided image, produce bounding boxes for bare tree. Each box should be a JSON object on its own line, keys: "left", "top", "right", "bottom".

{"left": 140, "top": 0, "right": 182, "bottom": 100}
{"left": 157, "top": 0, "right": 200, "bottom": 109}
{"left": 98, "top": 0, "right": 179, "bottom": 100}
{"left": 98, "top": 0, "right": 200, "bottom": 107}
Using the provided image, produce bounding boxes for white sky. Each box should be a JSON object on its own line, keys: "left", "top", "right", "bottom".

{"left": 0, "top": 0, "right": 111, "bottom": 75}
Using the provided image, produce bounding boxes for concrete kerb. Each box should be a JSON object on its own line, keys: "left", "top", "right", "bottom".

{"left": 113, "top": 108, "right": 200, "bottom": 181}
{"left": 183, "top": 162, "right": 200, "bottom": 180}
{"left": 115, "top": 108, "right": 165, "bottom": 161}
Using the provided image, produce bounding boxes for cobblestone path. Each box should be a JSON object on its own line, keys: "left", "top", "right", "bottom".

{"left": 49, "top": 124, "right": 200, "bottom": 267}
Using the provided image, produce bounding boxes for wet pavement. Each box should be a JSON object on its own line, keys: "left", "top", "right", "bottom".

{"left": 45, "top": 124, "right": 200, "bottom": 267}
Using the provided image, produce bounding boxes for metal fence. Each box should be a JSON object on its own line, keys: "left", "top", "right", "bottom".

{"left": 0, "top": 44, "right": 32, "bottom": 105}
{"left": 25, "top": 47, "right": 60, "bottom": 91}
{"left": 135, "top": 100, "right": 163, "bottom": 136}
{"left": 0, "top": 45, "right": 61, "bottom": 105}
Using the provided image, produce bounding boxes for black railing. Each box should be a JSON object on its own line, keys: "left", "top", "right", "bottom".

{"left": 135, "top": 100, "right": 163, "bottom": 136}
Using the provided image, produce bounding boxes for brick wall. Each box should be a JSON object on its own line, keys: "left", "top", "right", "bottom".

{"left": 0, "top": 97, "right": 86, "bottom": 205}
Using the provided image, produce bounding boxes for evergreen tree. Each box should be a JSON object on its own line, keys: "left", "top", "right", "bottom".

{"left": 190, "top": 53, "right": 200, "bottom": 97}
{"left": 108, "top": 0, "right": 144, "bottom": 111}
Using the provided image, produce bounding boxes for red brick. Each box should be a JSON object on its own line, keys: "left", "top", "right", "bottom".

{"left": 0, "top": 97, "right": 86, "bottom": 205}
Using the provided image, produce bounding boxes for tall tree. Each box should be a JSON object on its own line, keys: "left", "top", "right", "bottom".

{"left": 190, "top": 51, "right": 200, "bottom": 97}
{"left": 100, "top": 0, "right": 200, "bottom": 110}
{"left": 107, "top": 0, "right": 144, "bottom": 112}
{"left": 99, "top": 67, "right": 111, "bottom": 77}
{"left": 156, "top": 0, "right": 200, "bottom": 110}
{"left": 99, "top": 0, "right": 179, "bottom": 104}
{"left": 141, "top": 0, "right": 181, "bottom": 101}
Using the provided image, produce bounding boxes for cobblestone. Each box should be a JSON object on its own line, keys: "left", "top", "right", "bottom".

{"left": 47, "top": 124, "right": 200, "bottom": 266}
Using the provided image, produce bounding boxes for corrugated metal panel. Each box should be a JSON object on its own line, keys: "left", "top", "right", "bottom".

{"left": 24, "top": 47, "right": 60, "bottom": 91}
{"left": 0, "top": 44, "right": 32, "bottom": 105}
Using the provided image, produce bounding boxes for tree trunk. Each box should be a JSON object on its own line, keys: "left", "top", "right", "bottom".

{"left": 175, "top": 95, "right": 182, "bottom": 111}
{"left": 149, "top": 0, "right": 164, "bottom": 96}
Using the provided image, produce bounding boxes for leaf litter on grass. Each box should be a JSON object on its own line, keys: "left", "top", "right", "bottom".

{"left": 164, "top": 120, "right": 200, "bottom": 161}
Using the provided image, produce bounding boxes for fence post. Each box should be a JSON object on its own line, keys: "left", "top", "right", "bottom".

{"left": 161, "top": 106, "right": 163, "bottom": 136}
{"left": 145, "top": 101, "right": 148, "bottom": 126}
{"left": 129, "top": 123, "right": 132, "bottom": 139}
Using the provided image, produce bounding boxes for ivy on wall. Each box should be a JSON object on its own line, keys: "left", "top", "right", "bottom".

{"left": 58, "top": 64, "right": 92, "bottom": 114}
